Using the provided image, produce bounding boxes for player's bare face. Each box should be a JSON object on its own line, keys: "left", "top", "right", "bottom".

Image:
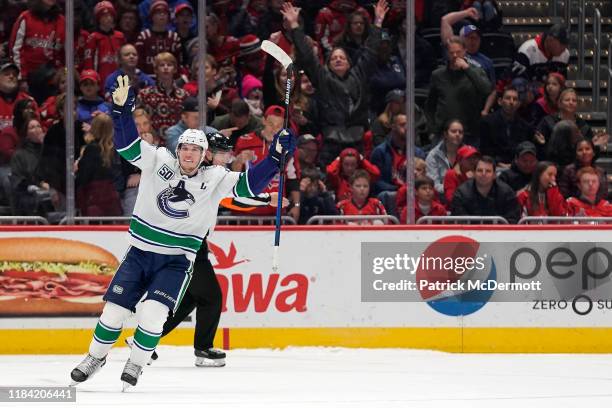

{"left": 178, "top": 144, "right": 204, "bottom": 175}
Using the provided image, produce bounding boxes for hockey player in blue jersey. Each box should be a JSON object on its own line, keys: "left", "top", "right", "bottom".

{"left": 70, "top": 75, "right": 296, "bottom": 389}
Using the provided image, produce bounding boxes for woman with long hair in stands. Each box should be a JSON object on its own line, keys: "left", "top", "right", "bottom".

{"left": 528, "top": 72, "right": 565, "bottom": 127}
{"left": 75, "top": 113, "right": 123, "bottom": 216}
{"left": 558, "top": 138, "right": 608, "bottom": 202}
{"left": 517, "top": 161, "right": 567, "bottom": 217}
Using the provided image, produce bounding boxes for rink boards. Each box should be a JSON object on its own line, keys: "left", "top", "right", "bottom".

{"left": 1, "top": 225, "right": 612, "bottom": 354}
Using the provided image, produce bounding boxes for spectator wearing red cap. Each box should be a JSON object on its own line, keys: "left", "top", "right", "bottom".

{"left": 326, "top": 147, "right": 380, "bottom": 202}
{"left": 396, "top": 176, "right": 447, "bottom": 224}
{"left": 566, "top": 166, "right": 612, "bottom": 217}
{"left": 137, "top": 52, "right": 188, "bottom": 140}
{"left": 443, "top": 145, "right": 480, "bottom": 204}
{"left": 517, "top": 161, "right": 567, "bottom": 217}
{"left": 174, "top": 2, "right": 196, "bottom": 63}
{"left": 135, "top": 0, "right": 183, "bottom": 76}
{"left": 314, "top": 0, "right": 371, "bottom": 55}
{"left": 232, "top": 105, "right": 300, "bottom": 218}
{"left": 9, "top": 0, "right": 65, "bottom": 81}
{"left": 137, "top": 0, "right": 195, "bottom": 31}
{"left": 76, "top": 69, "right": 110, "bottom": 124}
{"left": 84, "top": 1, "right": 126, "bottom": 87}
{"left": 337, "top": 170, "right": 387, "bottom": 224}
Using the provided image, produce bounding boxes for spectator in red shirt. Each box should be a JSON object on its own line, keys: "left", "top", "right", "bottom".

{"left": 137, "top": 52, "right": 188, "bottom": 140}
{"left": 9, "top": 0, "right": 65, "bottom": 81}
{"left": 135, "top": 0, "right": 183, "bottom": 76}
{"left": 232, "top": 105, "right": 299, "bottom": 218}
{"left": 517, "top": 161, "right": 567, "bottom": 217}
{"left": 443, "top": 145, "right": 480, "bottom": 204}
{"left": 0, "top": 61, "right": 35, "bottom": 132}
{"left": 326, "top": 147, "right": 380, "bottom": 202}
{"left": 314, "top": 0, "right": 370, "bottom": 55}
{"left": 528, "top": 72, "right": 565, "bottom": 128}
{"left": 337, "top": 169, "right": 387, "bottom": 224}
{"left": 83, "top": 1, "right": 125, "bottom": 86}
{"left": 0, "top": 97, "right": 37, "bottom": 166}
{"left": 566, "top": 166, "right": 612, "bottom": 217}
{"left": 397, "top": 176, "right": 447, "bottom": 224}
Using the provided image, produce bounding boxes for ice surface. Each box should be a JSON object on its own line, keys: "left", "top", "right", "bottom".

{"left": 1, "top": 346, "right": 611, "bottom": 408}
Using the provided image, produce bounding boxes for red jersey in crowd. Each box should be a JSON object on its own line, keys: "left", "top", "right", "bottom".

{"left": 326, "top": 152, "right": 380, "bottom": 202}
{"left": 443, "top": 169, "right": 469, "bottom": 204}
{"left": 135, "top": 29, "right": 182, "bottom": 75}
{"left": 516, "top": 186, "right": 567, "bottom": 217}
{"left": 399, "top": 201, "right": 447, "bottom": 224}
{"left": 9, "top": 10, "right": 66, "bottom": 79}
{"left": 0, "top": 92, "right": 36, "bottom": 131}
{"left": 337, "top": 197, "right": 387, "bottom": 218}
{"left": 268, "top": 31, "right": 323, "bottom": 65}
{"left": 0, "top": 127, "right": 18, "bottom": 165}
{"left": 314, "top": 0, "right": 370, "bottom": 53}
{"left": 396, "top": 185, "right": 446, "bottom": 223}
{"left": 566, "top": 197, "right": 612, "bottom": 217}
{"left": 83, "top": 30, "right": 126, "bottom": 86}
{"left": 208, "top": 35, "right": 240, "bottom": 65}
{"left": 389, "top": 144, "right": 406, "bottom": 187}
{"left": 137, "top": 84, "right": 188, "bottom": 139}
{"left": 234, "top": 131, "right": 296, "bottom": 216}
{"left": 74, "top": 29, "right": 90, "bottom": 73}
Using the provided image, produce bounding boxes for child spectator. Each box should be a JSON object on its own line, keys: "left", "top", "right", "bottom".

{"left": 528, "top": 72, "right": 565, "bottom": 128}
{"left": 9, "top": 0, "right": 65, "bottom": 81}
{"left": 397, "top": 176, "right": 447, "bottom": 224}
{"left": 75, "top": 113, "right": 122, "bottom": 216}
{"left": 137, "top": 52, "right": 188, "bottom": 140}
{"left": 443, "top": 145, "right": 479, "bottom": 204}
{"left": 83, "top": 1, "right": 125, "bottom": 86}
{"left": 326, "top": 147, "right": 380, "bottom": 202}
{"left": 558, "top": 139, "right": 608, "bottom": 202}
{"left": 337, "top": 169, "right": 387, "bottom": 223}
{"left": 241, "top": 74, "right": 264, "bottom": 119}
{"left": 517, "top": 161, "right": 567, "bottom": 216}
{"left": 76, "top": 69, "right": 110, "bottom": 124}
{"left": 135, "top": 0, "right": 182, "bottom": 76}
{"left": 566, "top": 167, "right": 612, "bottom": 217}
{"left": 298, "top": 167, "right": 338, "bottom": 224}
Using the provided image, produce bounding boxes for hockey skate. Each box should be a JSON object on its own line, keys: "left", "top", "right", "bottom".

{"left": 195, "top": 348, "right": 226, "bottom": 367}
{"left": 70, "top": 354, "right": 106, "bottom": 385}
{"left": 120, "top": 359, "right": 143, "bottom": 391}
{"left": 124, "top": 336, "right": 158, "bottom": 365}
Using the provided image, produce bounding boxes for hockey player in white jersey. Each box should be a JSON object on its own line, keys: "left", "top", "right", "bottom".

{"left": 70, "top": 75, "right": 296, "bottom": 389}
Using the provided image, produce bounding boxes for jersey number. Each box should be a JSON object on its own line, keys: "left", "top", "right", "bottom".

{"left": 158, "top": 164, "right": 175, "bottom": 181}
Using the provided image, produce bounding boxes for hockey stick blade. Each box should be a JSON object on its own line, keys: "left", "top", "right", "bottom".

{"left": 261, "top": 40, "right": 293, "bottom": 70}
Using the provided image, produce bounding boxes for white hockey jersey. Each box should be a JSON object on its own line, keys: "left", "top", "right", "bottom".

{"left": 118, "top": 137, "right": 255, "bottom": 261}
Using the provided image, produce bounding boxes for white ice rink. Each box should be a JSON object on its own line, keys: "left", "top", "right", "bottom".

{"left": 1, "top": 346, "right": 611, "bottom": 408}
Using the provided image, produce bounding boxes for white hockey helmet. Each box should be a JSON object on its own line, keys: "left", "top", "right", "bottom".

{"left": 176, "top": 128, "right": 209, "bottom": 168}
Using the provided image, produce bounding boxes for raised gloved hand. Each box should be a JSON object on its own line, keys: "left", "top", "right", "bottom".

{"left": 268, "top": 128, "right": 296, "bottom": 165}
{"left": 111, "top": 75, "right": 135, "bottom": 112}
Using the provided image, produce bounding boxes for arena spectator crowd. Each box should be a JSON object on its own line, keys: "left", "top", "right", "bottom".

{"left": 0, "top": 0, "right": 609, "bottom": 224}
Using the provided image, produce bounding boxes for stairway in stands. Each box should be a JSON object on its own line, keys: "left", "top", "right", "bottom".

{"left": 499, "top": 0, "right": 612, "bottom": 195}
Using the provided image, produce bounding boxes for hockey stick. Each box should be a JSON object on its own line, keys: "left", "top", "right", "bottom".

{"left": 261, "top": 40, "right": 293, "bottom": 272}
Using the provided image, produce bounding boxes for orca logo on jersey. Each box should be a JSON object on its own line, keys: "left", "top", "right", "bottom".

{"left": 157, "top": 180, "right": 196, "bottom": 218}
